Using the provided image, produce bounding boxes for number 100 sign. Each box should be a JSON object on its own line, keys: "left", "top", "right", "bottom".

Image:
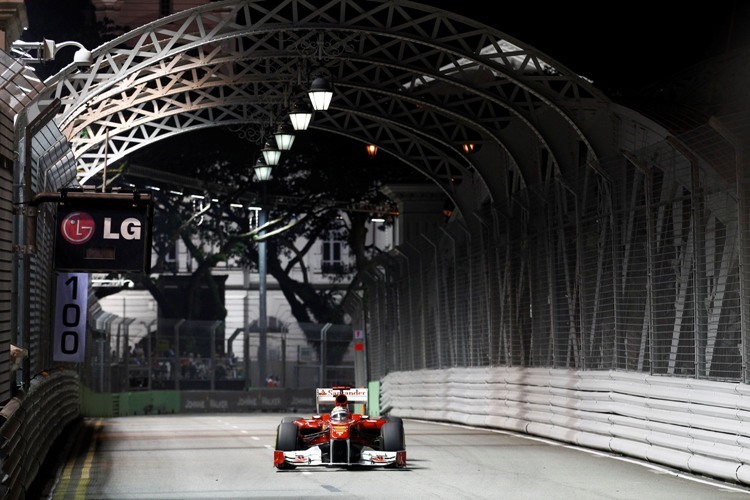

{"left": 54, "top": 272, "right": 88, "bottom": 362}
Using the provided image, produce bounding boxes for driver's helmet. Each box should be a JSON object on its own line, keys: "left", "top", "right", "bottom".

{"left": 330, "top": 406, "right": 350, "bottom": 422}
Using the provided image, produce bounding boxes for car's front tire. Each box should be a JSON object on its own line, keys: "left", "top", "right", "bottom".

{"left": 380, "top": 421, "right": 405, "bottom": 451}
{"left": 276, "top": 422, "right": 299, "bottom": 451}
{"left": 275, "top": 422, "right": 300, "bottom": 470}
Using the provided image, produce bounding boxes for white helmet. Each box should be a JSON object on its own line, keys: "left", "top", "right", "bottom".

{"left": 330, "top": 406, "right": 349, "bottom": 422}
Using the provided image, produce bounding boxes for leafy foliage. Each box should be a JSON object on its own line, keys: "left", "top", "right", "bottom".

{"left": 112, "top": 126, "right": 412, "bottom": 362}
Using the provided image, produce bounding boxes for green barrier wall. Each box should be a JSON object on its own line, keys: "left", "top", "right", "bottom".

{"left": 80, "top": 386, "right": 180, "bottom": 417}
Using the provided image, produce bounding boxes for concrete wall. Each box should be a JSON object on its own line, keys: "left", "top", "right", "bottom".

{"left": 380, "top": 367, "right": 750, "bottom": 486}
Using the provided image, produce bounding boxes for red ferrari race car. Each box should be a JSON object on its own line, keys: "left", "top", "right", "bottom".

{"left": 273, "top": 386, "right": 406, "bottom": 469}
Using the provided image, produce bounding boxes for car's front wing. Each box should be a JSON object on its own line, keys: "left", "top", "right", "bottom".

{"left": 274, "top": 446, "right": 406, "bottom": 468}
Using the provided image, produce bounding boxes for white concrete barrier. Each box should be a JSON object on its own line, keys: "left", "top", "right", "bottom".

{"left": 380, "top": 367, "right": 750, "bottom": 485}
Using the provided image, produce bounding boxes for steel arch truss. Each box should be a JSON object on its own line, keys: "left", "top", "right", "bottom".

{"left": 39, "top": 0, "right": 610, "bottom": 215}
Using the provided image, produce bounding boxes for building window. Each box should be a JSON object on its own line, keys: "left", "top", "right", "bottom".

{"left": 321, "top": 232, "right": 345, "bottom": 273}
{"left": 165, "top": 240, "right": 178, "bottom": 273}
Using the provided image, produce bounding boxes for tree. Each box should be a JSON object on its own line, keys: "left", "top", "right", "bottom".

{"left": 107, "top": 126, "right": 413, "bottom": 363}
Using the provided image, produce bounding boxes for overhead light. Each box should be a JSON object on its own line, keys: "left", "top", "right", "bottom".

{"left": 262, "top": 140, "right": 281, "bottom": 166}
{"left": 273, "top": 122, "right": 296, "bottom": 151}
{"left": 253, "top": 157, "right": 273, "bottom": 181}
{"left": 462, "top": 143, "right": 476, "bottom": 154}
{"left": 308, "top": 76, "right": 333, "bottom": 111}
{"left": 11, "top": 38, "right": 93, "bottom": 68}
{"left": 366, "top": 144, "right": 378, "bottom": 159}
{"left": 72, "top": 46, "right": 94, "bottom": 67}
{"left": 288, "top": 99, "right": 313, "bottom": 131}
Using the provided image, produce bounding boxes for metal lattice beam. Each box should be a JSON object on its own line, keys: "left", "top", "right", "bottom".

{"left": 36, "top": 0, "right": 611, "bottom": 217}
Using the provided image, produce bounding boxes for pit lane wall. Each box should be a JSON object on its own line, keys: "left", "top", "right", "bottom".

{"left": 380, "top": 367, "right": 750, "bottom": 486}
{"left": 0, "top": 370, "right": 80, "bottom": 499}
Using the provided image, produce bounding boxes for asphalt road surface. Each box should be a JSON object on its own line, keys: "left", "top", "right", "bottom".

{"left": 37, "top": 414, "right": 750, "bottom": 499}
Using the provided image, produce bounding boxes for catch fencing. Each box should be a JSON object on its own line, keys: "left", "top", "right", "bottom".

{"left": 364, "top": 112, "right": 750, "bottom": 384}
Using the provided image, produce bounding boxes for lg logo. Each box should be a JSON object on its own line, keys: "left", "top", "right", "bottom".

{"left": 60, "top": 211, "right": 95, "bottom": 244}
{"left": 103, "top": 218, "right": 142, "bottom": 240}
{"left": 60, "top": 211, "right": 142, "bottom": 244}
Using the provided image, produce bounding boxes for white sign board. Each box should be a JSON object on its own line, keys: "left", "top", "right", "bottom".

{"left": 53, "top": 272, "right": 88, "bottom": 362}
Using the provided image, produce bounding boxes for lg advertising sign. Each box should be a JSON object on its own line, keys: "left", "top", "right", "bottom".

{"left": 54, "top": 192, "right": 153, "bottom": 272}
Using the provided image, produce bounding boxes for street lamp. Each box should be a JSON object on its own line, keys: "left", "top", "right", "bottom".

{"left": 261, "top": 140, "right": 281, "bottom": 166}
{"left": 253, "top": 157, "right": 273, "bottom": 181}
{"left": 11, "top": 38, "right": 93, "bottom": 67}
{"left": 288, "top": 99, "right": 313, "bottom": 131}
{"left": 366, "top": 144, "right": 378, "bottom": 159}
{"left": 273, "top": 122, "right": 295, "bottom": 151}
{"left": 253, "top": 158, "right": 272, "bottom": 388}
{"left": 308, "top": 76, "right": 334, "bottom": 111}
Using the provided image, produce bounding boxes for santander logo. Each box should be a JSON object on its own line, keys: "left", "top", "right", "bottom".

{"left": 61, "top": 211, "right": 95, "bottom": 245}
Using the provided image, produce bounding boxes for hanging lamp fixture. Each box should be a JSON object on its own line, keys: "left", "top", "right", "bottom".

{"left": 262, "top": 139, "right": 281, "bottom": 166}
{"left": 308, "top": 76, "right": 334, "bottom": 111}
{"left": 288, "top": 98, "right": 313, "bottom": 131}
{"left": 253, "top": 156, "right": 273, "bottom": 181}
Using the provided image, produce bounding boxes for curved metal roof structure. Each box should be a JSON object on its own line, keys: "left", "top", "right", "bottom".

{"left": 36, "top": 0, "right": 618, "bottom": 220}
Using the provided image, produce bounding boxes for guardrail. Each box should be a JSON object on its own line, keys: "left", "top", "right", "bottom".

{"left": 0, "top": 370, "right": 80, "bottom": 499}
{"left": 380, "top": 367, "right": 750, "bottom": 486}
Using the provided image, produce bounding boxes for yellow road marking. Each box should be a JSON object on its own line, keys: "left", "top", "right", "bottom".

{"left": 76, "top": 420, "right": 101, "bottom": 496}
{"left": 56, "top": 419, "right": 101, "bottom": 499}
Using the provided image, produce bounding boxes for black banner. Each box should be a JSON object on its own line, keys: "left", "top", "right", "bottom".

{"left": 54, "top": 192, "right": 153, "bottom": 272}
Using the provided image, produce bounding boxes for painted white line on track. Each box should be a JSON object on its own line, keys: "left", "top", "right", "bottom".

{"left": 419, "top": 419, "right": 750, "bottom": 495}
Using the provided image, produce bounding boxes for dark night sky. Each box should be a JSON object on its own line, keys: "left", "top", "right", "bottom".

{"left": 22, "top": 1, "right": 750, "bottom": 97}
{"left": 429, "top": 1, "right": 750, "bottom": 97}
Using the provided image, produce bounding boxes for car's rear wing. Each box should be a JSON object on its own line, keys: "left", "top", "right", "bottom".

{"left": 316, "top": 386, "right": 368, "bottom": 413}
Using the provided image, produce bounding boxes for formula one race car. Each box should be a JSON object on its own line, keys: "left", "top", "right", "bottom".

{"left": 273, "top": 386, "right": 406, "bottom": 469}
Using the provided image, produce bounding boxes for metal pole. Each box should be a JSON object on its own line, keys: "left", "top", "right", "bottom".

{"left": 281, "top": 333, "right": 287, "bottom": 387}
{"left": 98, "top": 335, "right": 105, "bottom": 392}
{"left": 174, "top": 319, "right": 185, "bottom": 390}
{"left": 420, "top": 234, "right": 442, "bottom": 369}
{"left": 258, "top": 207, "right": 268, "bottom": 385}
{"left": 709, "top": 118, "right": 747, "bottom": 381}
{"left": 18, "top": 99, "right": 61, "bottom": 391}
{"left": 243, "top": 269, "right": 251, "bottom": 388}
{"left": 210, "top": 321, "right": 217, "bottom": 391}
{"left": 319, "top": 323, "right": 332, "bottom": 386}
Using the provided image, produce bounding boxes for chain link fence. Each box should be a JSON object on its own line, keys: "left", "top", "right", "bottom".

{"left": 80, "top": 317, "right": 355, "bottom": 392}
{"left": 364, "top": 112, "right": 750, "bottom": 383}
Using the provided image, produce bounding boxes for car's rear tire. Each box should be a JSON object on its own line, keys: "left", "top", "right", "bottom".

{"left": 276, "top": 422, "right": 299, "bottom": 451}
{"left": 281, "top": 416, "right": 302, "bottom": 424}
{"left": 380, "top": 421, "right": 405, "bottom": 451}
{"left": 383, "top": 416, "right": 403, "bottom": 427}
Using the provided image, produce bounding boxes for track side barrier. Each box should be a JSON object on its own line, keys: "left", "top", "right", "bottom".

{"left": 380, "top": 367, "right": 750, "bottom": 486}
